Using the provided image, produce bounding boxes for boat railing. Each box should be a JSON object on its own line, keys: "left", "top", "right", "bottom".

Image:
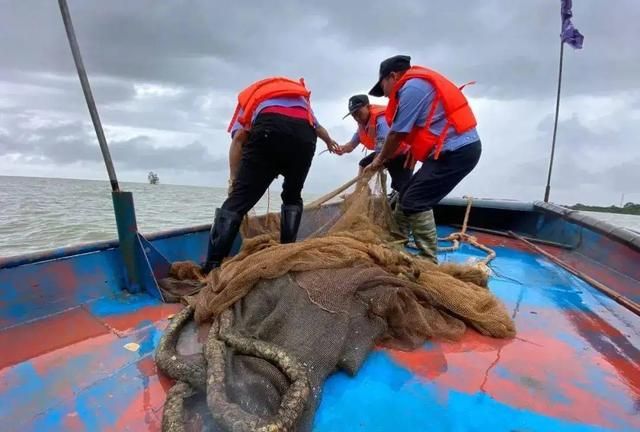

{"left": 535, "top": 201, "right": 640, "bottom": 251}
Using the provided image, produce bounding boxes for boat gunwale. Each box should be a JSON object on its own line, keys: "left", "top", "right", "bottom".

{"left": 0, "top": 223, "right": 211, "bottom": 269}
{"left": 2, "top": 198, "right": 639, "bottom": 269}
{"left": 534, "top": 201, "right": 640, "bottom": 252}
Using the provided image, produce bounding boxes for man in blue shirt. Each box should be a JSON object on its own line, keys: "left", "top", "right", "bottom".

{"left": 336, "top": 94, "right": 412, "bottom": 193}
{"left": 365, "top": 55, "right": 482, "bottom": 263}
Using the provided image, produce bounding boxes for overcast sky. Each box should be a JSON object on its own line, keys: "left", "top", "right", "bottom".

{"left": 1, "top": 0, "right": 639, "bottom": 205}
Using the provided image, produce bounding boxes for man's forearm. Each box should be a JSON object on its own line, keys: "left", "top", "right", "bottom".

{"left": 344, "top": 139, "right": 358, "bottom": 152}
{"left": 377, "top": 131, "right": 405, "bottom": 162}
{"left": 315, "top": 125, "right": 332, "bottom": 144}
{"left": 229, "top": 130, "right": 248, "bottom": 180}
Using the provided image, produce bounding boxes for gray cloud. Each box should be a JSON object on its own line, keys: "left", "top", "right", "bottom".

{"left": 504, "top": 111, "right": 640, "bottom": 204}
{"left": 536, "top": 106, "right": 640, "bottom": 164}
{"left": 3, "top": 0, "right": 638, "bottom": 100}
{"left": 111, "top": 136, "right": 226, "bottom": 172}
{"left": 0, "top": 116, "right": 226, "bottom": 172}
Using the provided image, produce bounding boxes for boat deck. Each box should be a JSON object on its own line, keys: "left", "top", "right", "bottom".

{"left": 1, "top": 227, "right": 639, "bottom": 431}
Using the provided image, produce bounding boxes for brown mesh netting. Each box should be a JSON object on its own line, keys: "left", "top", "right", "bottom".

{"left": 155, "top": 173, "right": 516, "bottom": 432}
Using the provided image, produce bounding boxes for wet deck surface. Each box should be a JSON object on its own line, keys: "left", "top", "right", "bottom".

{"left": 1, "top": 228, "right": 639, "bottom": 431}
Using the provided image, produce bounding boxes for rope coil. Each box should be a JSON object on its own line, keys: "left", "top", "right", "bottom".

{"left": 437, "top": 196, "right": 496, "bottom": 272}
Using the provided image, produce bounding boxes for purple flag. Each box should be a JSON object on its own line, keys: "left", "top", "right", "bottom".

{"left": 561, "top": 0, "right": 584, "bottom": 49}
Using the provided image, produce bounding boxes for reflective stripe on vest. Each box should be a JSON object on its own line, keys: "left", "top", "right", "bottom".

{"left": 227, "top": 77, "right": 313, "bottom": 132}
{"left": 385, "top": 66, "right": 477, "bottom": 161}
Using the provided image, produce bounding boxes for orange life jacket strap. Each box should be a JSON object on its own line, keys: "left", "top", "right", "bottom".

{"left": 433, "top": 121, "right": 451, "bottom": 160}
{"left": 305, "top": 98, "right": 314, "bottom": 126}
{"left": 458, "top": 81, "right": 476, "bottom": 91}
{"left": 367, "top": 112, "right": 377, "bottom": 143}
{"left": 424, "top": 94, "right": 440, "bottom": 130}
{"left": 227, "top": 103, "right": 242, "bottom": 133}
{"left": 432, "top": 81, "right": 474, "bottom": 159}
{"left": 299, "top": 78, "right": 314, "bottom": 127}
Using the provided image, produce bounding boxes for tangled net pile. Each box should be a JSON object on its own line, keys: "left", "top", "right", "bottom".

{"left": 155, "top": 173, "right": 516, "bottom": 432}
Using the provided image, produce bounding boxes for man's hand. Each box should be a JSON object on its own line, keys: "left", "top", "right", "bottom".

{"left": 336, "top": 143, "right": 356, "bottom": 155}
{"left": 315, "top": 125, "right": 340, "bottom": 154}
{"left": 363, "top": 156, "right": 384, "bottom": 175}
{"left": 325, "top": 139, "right": 340, "bottom": 154}
{"left": 376, "top": 131, "right": 407, "bottom": 166}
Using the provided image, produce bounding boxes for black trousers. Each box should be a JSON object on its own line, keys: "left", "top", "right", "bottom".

{"left": 399, "top": 140, "right": 482, "bottom": 214}
{"left": 222, "top": 113, "right": 317, "bottom": 215}
{"left": 359, "top": 151, "right": 413, "bottom": 193}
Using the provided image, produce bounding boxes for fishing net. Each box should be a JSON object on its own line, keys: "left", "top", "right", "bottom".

{"left": 155, "top": 173, "right": 516, "bottom": 432}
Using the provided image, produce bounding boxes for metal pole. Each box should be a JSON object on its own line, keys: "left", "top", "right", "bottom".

{"left": 544, "top": 40, "right": 564, "bottom": 203}
{"left": 58, "top": 0, "right": 120, "bottom": 192}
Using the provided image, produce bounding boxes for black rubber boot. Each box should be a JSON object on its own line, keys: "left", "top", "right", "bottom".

{"left": 202, "top": 208, "right": 243, "bottom": 273}
{"left": 280, "top": 204, "right": 303, "bottom": 244}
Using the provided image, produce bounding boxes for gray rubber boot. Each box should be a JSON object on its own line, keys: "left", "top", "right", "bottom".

{"left": 391, "top": 205, "right": 411, "bottom": 243}
{"left": 407, "top": 209, "right": 438, "bottom": 264}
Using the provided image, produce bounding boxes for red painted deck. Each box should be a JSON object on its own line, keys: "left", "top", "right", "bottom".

{"left": 0, "top": 307, "right": 109, "bottom": 370}
{"left": 0, "top": 229, "right": 638, "bottom": 431}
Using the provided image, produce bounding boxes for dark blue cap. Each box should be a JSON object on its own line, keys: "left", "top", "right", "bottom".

{"left": 369, "top": 55, "right": 411, "bottom": 97}
{"left": 342, "top": 94, "right": 369, "bottom": 119}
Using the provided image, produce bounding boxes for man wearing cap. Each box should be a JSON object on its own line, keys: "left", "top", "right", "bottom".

{"left": 365, "top": 55, "right": 482, "bottom": 264}
{"left": 336, "top": 94, "right": 412, "bottom": 194}
{"left": 202, "top": 76, "right": 339, "bottom": 273}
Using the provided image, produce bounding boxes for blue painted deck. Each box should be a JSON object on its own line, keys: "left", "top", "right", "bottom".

{"left": 316, "top": 229, "right": 640, "bottom": 431}
{"left": 0, "top": 226, "right": 639, "bottom": 431}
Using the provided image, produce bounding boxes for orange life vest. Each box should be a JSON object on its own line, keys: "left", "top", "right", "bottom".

{"left": 227, "top": 77, "right": 313, "bottom": 132}
{"left": 357, "top": 105, "right": 386, "bottom": 151}
{"left": 357, "top": 105, "right": 410, "bottom": 156}
{"left": 385, "top": 66, "right": 477, "bottom": 161}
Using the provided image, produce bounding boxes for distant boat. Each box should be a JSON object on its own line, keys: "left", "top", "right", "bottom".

{"left": 148, "top": 171, "right": 159, "bottom": 185}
